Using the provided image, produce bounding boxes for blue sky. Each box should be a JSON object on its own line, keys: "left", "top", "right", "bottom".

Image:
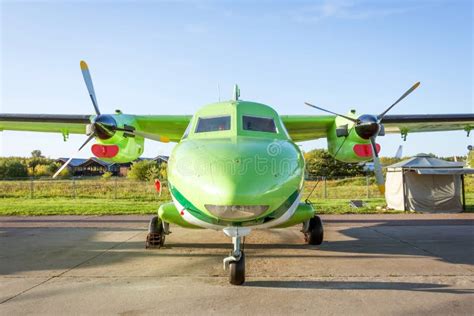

{"left": 1, "top": 0, "right": 472, "bottom": 158}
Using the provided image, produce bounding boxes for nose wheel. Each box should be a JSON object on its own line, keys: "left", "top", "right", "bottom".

{"left": 223, "top": 236, "right": 245, "bottom": 285}
{"left": 223, "top": 227, "right": 251, "bottom": 285}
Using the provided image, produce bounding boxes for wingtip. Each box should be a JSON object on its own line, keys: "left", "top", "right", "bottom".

{"left": 80, "top": 60, "right": 88, "bottom": 70}
{"left": 378, "top": 184, "right": 385, "bottom": 195}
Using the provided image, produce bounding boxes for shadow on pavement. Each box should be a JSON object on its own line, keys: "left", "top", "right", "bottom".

{"left": 245, "top": 280, "right": 474, "bottom": 294}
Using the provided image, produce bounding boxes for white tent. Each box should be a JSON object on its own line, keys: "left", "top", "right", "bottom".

{"left": 385, "top": 154, "right": 474, "bottom": 213}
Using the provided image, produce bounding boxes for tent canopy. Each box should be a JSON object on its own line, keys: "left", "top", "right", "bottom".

{"left": 385, "top": 154, "right": 471, "bottom": 212}
{"left": 387, "top": 153, "right": 464, "bottom": 170}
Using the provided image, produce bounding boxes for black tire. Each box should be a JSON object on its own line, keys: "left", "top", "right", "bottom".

{"left": 148, "top": 216, "right": 163, "bottom": 234}
{"left": 147, "top": 216, "right": 165, "bottom": 247}
{"left": 306, "top": 216, "right": 324, "bottom": 245}
{"left": 229, "top": 251, "right": 245, "bottom": 285}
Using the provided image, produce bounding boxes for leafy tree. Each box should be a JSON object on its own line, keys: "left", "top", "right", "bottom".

{"left": 304, "top": 149, "right": 365, "bottom": 179}
{"left": 28, "top": 157, "right": 52, "bottom": 176}
{"left": 379, "top": 157, "right": 403, "bottom": 167}
{"left": 0, "top": 159, "right": 28, "bottom": 178}
{"left": 127, "top": 160, "right": 160, "bottom": 181}
{"left": 31, "top": 150, "right": 44, "bottom": 158}
{"left": 468, "top": 150, "right": 473, "bottom": 168}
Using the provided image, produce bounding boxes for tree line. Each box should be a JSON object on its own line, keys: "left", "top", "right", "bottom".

{"left": 1, "top": 149, "right": 470, "bottom": 180}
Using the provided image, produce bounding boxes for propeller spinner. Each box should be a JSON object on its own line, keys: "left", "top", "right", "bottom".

{"left": 305, "top": 82, "right": 421, "bottom": 194}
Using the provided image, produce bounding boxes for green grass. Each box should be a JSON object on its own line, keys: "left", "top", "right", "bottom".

{"left": 0, "top": 198, "right": 160, "bottom": 215}
{"left": 0, "top": 176, "right": 472, "bottom": 216}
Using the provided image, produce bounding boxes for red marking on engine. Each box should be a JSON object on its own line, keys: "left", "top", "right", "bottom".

{"left": 180, "top": 210, "right": 185, "bottom": 216}
{"left": 91, "top": 144, "right": 119, "bottom": 158}
{"left": 353, "top": 143, "right": 381, "bottom": 157}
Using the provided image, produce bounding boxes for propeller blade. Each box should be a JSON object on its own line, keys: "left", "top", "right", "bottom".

{"left": 304, "top": 102, "right": 358, "bottom": 123}
{"left": 80, "top": 60, "right": 101, "bottom": 115}
{"left": 377, "top": 82, "right": 420, "bottom": 120}
{"left": 369, "top": 136, "right": 385, "bottom": 194}
{"left": 52, "top": 157, "right": 74, "bottom": 179}
{"left": 53, "top": 134, "right": 95, "bottom": 178}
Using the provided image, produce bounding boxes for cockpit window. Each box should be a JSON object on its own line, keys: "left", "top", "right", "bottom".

{"left": 195, "top": 116, "right": 231, "bottom": 133}
{"left": 242, "top": 115, "right": 277, "bottom": 133}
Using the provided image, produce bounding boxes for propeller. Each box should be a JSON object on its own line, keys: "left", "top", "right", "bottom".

{"left": 305, "top": 82, "right": 421, "bottom": 193}
{"left": 53, "top": 61, "right": 169, "bottom": 178}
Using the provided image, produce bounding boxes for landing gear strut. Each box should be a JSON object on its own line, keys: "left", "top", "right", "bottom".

{"left": 303, "top": 215, "right": 324, "bottom": 245}
{"left": 223, "top": 227, "right": 251, "bottom": 285}
{"left": 146, "top": 216, "right": 168, "bottom": 248}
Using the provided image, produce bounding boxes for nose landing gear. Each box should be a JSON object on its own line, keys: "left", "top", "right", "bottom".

{"left": 223, "top": 227, "right": 251, "bottom": 285}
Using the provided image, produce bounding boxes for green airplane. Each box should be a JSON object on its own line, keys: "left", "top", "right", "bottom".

{"left": 1, "top": 61, "right": 473, "bottom": 285}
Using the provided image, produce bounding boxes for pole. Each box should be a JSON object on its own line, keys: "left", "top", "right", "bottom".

{"left": 324, "top": 177, "right": 327, "bottom": 199}
{"left": 30, "top": 178, "right": 34, "bottom": 199}
{"left": 461, "top": 174, "right": 466, "bottom": 211}
{"left": 72, "top": 177, "right": 76, "bottom": 199}
{"left": 366, "top": 174, "right": 370, "bottom": 199}
{"left": 114, "top": 176, "right": 118, "bottom": 199}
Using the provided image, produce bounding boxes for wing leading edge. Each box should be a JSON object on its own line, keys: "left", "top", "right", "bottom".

{"left": 0, "top": 113, "right": 192, "bottom": 142}
{"left": 281, "top": 113, "right": 474, "bottom": 142}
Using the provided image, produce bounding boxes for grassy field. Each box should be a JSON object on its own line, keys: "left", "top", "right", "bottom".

{"left": 0, "top": 176, "right": 472, "bottom": 215}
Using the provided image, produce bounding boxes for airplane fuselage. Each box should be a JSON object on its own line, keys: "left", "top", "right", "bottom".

{"left": 164, "top": 100, "right": 311, "bottom": 229}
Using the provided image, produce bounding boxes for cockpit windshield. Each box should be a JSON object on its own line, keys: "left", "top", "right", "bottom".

{"left": 195, "top": 116, "right": 231, "bottom": 133}
{"left": 242, "top": 115, "right": 277, "bottom": 133}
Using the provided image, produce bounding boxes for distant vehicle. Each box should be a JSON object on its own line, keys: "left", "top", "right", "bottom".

{"left": 1, "top": 61, "right": 473, "bottom": 285}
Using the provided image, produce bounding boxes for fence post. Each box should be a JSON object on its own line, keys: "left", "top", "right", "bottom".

{"left": 323, "top": 177, "right": 327, "bottom": 199}
{"left": 114, "top": 177, "right": 118, "bottom": 199}
{"left": 72, "top": 177, "right": 76, "bottom": 199}
{"left": 366, "top": 174, "right": 370, "bottom": 199}
{"left": 30, "top": 178, "right": 34, "bottom": 199}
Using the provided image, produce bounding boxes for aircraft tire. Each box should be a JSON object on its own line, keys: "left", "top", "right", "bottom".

{"left": 306, "top": 216, "right": 324, "bottom": 245}
{"left": 146, "top": 216, "right": 165, "bottom": 248}
{"left": 229, "top": 251, "right": 245, "bottom": 285}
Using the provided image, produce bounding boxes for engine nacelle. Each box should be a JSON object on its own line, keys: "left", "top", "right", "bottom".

{"left": 327, "top": 115, "right": 380, "bottom": 163}
{"left": 92, "top": 135, "right": 144, "bottom": 163}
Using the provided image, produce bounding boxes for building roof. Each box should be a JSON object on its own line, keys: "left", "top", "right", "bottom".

{"left": 57, "top": 156, "right": 168, "bottom": 169}
{"left": 387, "top": 153, "right": 465, "bottom": 170}
{"left": 56, "top": 158, "right": 88, "bottom": 167}
{"left": 57, "top": 157, "right": 114, "bottom": 168}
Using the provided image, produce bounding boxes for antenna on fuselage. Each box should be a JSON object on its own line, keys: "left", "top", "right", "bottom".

{"left": 233, "top": 84, "right": 240, "bottom": 101}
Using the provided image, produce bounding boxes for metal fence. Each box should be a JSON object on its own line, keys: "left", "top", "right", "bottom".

{"left": 0, "top": 177, "right": 168, "bottom": 200}
{"left": 0, "top": 175, "right": 389, "bottom": 201}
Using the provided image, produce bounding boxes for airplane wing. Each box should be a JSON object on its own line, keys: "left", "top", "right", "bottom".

{"left": 0, "top": 113, "right": 192, "bottom": 142}
{"left": 281, "top": 113, "right": 474, "bottom": 142}
{"left": 280, "top": 115, "right": 335, "bottom": 142}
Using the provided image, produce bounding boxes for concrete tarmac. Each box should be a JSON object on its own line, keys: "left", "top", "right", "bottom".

{"left": 0, "top": 214, "right": 473, "bottom": 315}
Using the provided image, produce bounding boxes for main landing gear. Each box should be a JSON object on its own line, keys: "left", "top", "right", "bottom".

{"left": 146, "top": 216, "right": 169, "bottom": 248}
{"left": 223, "top": 227, "right": 251, "bottom": 285}
{"left": 302, "top": 215, "right": 324, "bottom": 245}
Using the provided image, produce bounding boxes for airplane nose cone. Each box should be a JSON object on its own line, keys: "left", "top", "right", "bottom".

{"left": 168, "top": 138, "right": 304, "bottom": 220}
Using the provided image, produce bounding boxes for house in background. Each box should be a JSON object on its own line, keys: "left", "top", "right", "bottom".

{"left": 56, "top": 156, "right": 168, "bottom": 177}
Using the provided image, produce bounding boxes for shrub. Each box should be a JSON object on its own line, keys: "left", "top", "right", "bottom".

{"left": 102, "top": 171, "right": 113, "bottom": 180}
{"left": 127, "top": 160, "right": 159, "bottom": 181}
{"left": 0, "top": 159, "right": 28, "bottom": 178}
